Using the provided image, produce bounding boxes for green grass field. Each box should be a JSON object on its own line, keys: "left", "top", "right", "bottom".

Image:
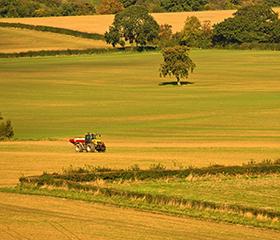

{"left": 110, "top": 174, "right": 280, "bottom": 212}
{"left": 1, "top": 49, "right": 280, "bottom": 140}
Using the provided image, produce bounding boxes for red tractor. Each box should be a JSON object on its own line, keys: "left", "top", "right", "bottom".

{"left": 69, "top": 133, "right": 106, "bottom": 153}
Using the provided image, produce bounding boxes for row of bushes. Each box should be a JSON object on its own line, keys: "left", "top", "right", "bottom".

{"left": 0, "top": 22, "right": 104, "bottom": 40}
{"left": 19, "top": 177, "right": 280, "bottom": 221}
{"left": 0, "top": 46, "right": 158, "bottom": 58}
{"left": 21, "top": 161, "right": 280, "bottom": 183}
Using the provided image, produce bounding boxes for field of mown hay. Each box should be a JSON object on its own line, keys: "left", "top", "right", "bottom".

{"left": 0, "top": 27, "right": 109, "bottom": 53}
{"left": 1, "top": 8, "right": 280, "bottom": 34}
{"left": 1, "top": 192, "right": 279, "bottom": 240}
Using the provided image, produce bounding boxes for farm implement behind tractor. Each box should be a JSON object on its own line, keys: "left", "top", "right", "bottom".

{"left": 69, "top": 133, "right": 106, "bottom": 153}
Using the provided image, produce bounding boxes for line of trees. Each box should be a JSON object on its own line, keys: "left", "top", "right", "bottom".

{"left": 0, "top": 0, "right": 96, "bottom": 17}
{"left": 117, "top": 0, "right": 280, "bottom": 13}
{"left": 1, "top": 0, "right": 280, "bottom": 17}
{"left": 0, "top": 113, "right": 14, "bottom": 140}
{"left": 105, "top": 3, "right": 280, "bottom": 49}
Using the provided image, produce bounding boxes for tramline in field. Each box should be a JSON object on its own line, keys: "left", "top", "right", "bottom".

{"left": 69, "top": 132, "right": 106, "bottom": 153}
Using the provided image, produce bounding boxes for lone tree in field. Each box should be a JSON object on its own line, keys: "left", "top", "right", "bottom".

{"left": 105, "top": 5, "right": 160, "bottom": 47}
{"left": 0, "top": 113, "right": 14, "bottom": 140}
{"left": 159, "top": 46, "right": 196, "bottom": 86}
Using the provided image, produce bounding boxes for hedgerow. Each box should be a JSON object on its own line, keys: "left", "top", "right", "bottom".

{"left": 20, "top": 161, "right": 280, "bottom": 183}
{"left": 0, "top": 22, "right": 104, "bottom": 40}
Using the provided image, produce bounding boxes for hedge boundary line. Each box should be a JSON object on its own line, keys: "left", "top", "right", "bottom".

{"left": 0, "top": 48, "right": 120, "bottom": 58}
{"left": 19, "top": 178, "right": 280, "bottom": 221}
{"left": 0, "top": 46, "right": 158, "bottom": 58}
{"left": 0, "top": 22, "right": 104, "bottom": 40}
{"left": 22, "top": 164, "right": 280, "bottom": 183}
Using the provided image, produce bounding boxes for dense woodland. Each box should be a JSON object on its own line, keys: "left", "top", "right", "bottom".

{"left": 0, "top": 0, "right": 280, "bottom": 17}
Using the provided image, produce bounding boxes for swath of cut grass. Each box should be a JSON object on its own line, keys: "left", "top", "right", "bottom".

{"left": 1, "top": 191, "right": 279, "bottom": 240}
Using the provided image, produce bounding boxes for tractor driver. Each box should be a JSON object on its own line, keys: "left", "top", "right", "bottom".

{"left": 85, "top": 133, "right": 92, "bottom": 144}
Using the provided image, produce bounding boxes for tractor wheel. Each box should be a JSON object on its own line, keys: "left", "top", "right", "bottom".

{"left": 86, "top": 144, "right": 95, "bottom": 152}
{"left": 75, "top": 143, "right": 83, "bottom": 152}
{"left": 97, "top": 142, "right": 106, "bottom": 152}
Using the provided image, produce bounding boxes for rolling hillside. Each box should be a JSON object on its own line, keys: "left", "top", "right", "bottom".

{"left": 0, "top": 27, "right": 109, "bottom": 53}
{"left": 2, "top": 9, "right": 280, "bottom": 34}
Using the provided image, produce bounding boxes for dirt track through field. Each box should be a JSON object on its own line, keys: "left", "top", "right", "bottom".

{"left": 0, "top": 192, "right": 279, "bottom": 240}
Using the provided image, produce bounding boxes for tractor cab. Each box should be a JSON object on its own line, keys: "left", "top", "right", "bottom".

{"left": 85, "top": 133, "right": 94, "bottom": 144}
{"left": 85, "top": 133, "right": 102, "bottom": 144}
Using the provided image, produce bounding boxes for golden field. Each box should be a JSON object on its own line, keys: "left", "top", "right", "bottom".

{"left": 1, "top": 8, "right": 279, "bottom": 34}
{"left": 1, "top": 139, "right": 280, "bottom": 186}
{"left": 0, "top": 27, "right": 109, "bottom": 53}
{"left": 1, "top": 192, "right": 279, "bottom": 240}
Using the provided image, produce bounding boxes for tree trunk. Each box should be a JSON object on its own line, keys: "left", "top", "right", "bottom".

{"left": 176, "top": 77, "right": 181, "bottom": 86}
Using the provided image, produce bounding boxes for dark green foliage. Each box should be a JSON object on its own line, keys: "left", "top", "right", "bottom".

{"left": 160, "top": 0, "right": 208, "bottom": 12}
{"left": 21, "top": 162, "right": 280, "bottom": 184}
{"left": 0, "top": 46, "right": 157, "bottom": 58}
{"left": 213, "top": 4, "right": 280, "bottom": 45}
{"left": 0, "top": 0, "right": 96, "bottom": 17}
{"left": 0, "top": 113, "right": 14, "bottom": 140}
{"left": 120, "top": 0, "right": 137, "bottom": 7}
{"left": 157, "top": 24, "right": 181, "bottom": 48}
{"left": 0, "top": 48, "right": 118, "bottom": 58}
{"left": 180, "top": 17, "right": 213, "bottom": 48}
{"left": 105, "top": 5, "right": 160, "bottom": 47}
{"left": 159, "top": 46, "right": 196, "bottom": 85}
{"left": 1, "top": 0, "right": 280, "bottom": 17}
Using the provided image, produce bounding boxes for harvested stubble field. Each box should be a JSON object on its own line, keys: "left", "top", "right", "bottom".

{"left": 1, "top": 140, "right": 280, "bottom": 187}
{"left": 1, "top": 8, "right": 280, "bottom": 34}
{"left": 1, "top": 192, "right": 279, "bottom": 240}
{"left": 0, "top": 27, "right": 109, "bottom": 53}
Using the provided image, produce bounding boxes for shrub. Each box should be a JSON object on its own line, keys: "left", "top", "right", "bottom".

{"left": 0, "top": 113, "right": 14, "bottom": 140}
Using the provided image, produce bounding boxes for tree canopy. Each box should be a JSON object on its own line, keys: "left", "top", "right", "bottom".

{"left": 159, "top": 46, "right": 196, "bottom": 86}
{"left": 105, "top": 5, "right": 160, "bottom": 47}
{"left": 212, "top": 4, "right": 280, "bottom": 45}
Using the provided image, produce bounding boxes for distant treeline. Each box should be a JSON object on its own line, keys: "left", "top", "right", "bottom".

{"left": 1, "top": 0, "right": 280, "bottom": 18}
{"left": 121, "top": 0, "right": 280, "bottom": 13}
{"left": 0, "top": 0, "right": 96, "bottom": 17}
